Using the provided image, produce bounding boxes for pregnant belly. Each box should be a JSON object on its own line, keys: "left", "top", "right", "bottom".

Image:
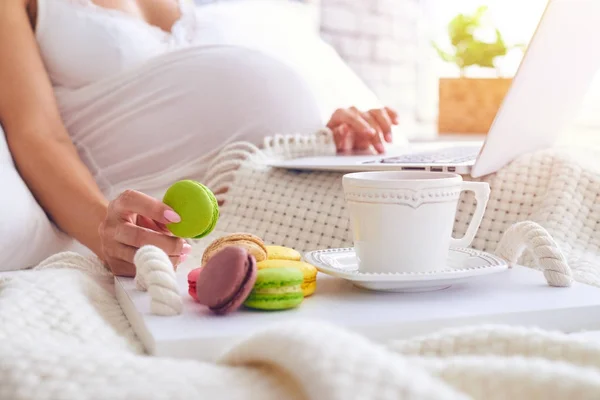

{"left": 54, "top": 46, "right": 325, "bottom": 197}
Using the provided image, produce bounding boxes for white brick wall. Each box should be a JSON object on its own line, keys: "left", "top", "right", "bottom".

{"left": 319, "top": 0, "right": 423, "bottom": 136}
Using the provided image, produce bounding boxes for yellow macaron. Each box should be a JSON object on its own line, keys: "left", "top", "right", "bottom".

{"left": 266, "top": 245, "right": 302, "bottom": 261}
{"left": 257, "top": 259, "right": 317, "bottom": 297}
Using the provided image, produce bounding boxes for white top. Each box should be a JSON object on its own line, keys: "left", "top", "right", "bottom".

{"left": 35, "top": 0, "right": 197, "bottom": 89}
{"left": 32, "top": 0, "right": 380, "bottom": 199}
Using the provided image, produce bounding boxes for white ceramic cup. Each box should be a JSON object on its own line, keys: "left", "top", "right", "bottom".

{"left": 342, "top": 171, "right": 490, "bottom": 274}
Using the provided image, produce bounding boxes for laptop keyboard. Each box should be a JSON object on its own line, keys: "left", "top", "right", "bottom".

{"left": 375, "top": 145, "right": 481, "bottom": 164}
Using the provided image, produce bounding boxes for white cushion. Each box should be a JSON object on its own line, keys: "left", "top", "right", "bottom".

{"left": 0, "top": 125, "right": 73, "bottom": 270}
{"left": 192, "top": 0, "right": 382, "bottom": 115}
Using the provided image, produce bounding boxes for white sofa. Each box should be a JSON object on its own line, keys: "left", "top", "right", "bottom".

{"left": 0, "top": 124, "right": 72, "bottom": 270}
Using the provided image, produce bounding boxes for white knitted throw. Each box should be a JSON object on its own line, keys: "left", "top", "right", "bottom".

{"left": 197, "top": 130, "right": 599, "bottom": 287}
{"left": 2, "top": 131, "right": 600, "bottom": 399}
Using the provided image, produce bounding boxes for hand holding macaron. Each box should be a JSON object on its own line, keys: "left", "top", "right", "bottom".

{"left": 99, "top": 180, "right": 219, "bottom": 277}
{"left": 99, "top": 189, "right": 191, "bottom": 277}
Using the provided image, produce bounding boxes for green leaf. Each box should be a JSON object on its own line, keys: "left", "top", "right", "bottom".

{"left": 448, "top": 13, "right": 479, "bottom": 47}
{"left": 474, "top": 5, "right": 489, "bottom": 20}
{"left": 431, "top": 41, "right": 456, "bottom": 63}
{"left": 434, "top": 4, "right": 514, "bottom": 70}
{"left": 494, "top": 28, "right": 505, "bottom": 47}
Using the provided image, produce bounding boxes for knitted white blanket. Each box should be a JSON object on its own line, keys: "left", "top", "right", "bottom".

{"left": 2, "top": 132, "right": 600, "bottom": 399}
{"left": 199, "top": 131, "right": 600, "bottom": 286}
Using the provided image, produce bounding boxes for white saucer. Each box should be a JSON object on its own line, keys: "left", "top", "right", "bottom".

{"left": 304, "top": 247, "right": 508, "bottom": 292}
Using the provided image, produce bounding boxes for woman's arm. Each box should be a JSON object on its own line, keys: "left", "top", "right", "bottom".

{"left": 0, "top": 0, "right": 187, "bottom": 275}
{"left": 0, "top": 0, "right": 108, "bottom": 256}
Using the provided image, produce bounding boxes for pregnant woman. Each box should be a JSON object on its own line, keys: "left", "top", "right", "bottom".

{"left": 0, "top": 0, "right": 399, "bottom": 276}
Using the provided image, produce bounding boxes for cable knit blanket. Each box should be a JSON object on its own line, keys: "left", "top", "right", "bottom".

{"left": 2, "top": 131, "right": 600, "bottom": 399}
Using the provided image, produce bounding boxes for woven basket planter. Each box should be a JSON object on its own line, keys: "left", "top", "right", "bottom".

{"left": 437, "top": 77, "right": 512, "bottom": 134}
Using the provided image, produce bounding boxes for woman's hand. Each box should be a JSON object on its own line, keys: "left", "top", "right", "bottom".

{"left": 98, "top": 190, "right": 191, "bottom": 277}
{"left": 326, "top": 106, "right": 399, "bottom": 154}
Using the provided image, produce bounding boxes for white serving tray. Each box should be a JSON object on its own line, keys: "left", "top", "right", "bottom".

{"left": 115, "top": 265, "right": 600, "bottom": 362}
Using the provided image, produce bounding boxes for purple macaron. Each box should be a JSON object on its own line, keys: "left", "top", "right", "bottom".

{"left": 193, "top": 246, "right": 257, "bottom": 315}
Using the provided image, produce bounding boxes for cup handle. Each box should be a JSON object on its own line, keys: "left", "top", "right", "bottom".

{"left": 449, "top": 181, "right": 491, "bottom": 248}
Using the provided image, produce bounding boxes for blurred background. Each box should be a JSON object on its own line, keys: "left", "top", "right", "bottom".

{"left": 194, "top": 0, "right": 599, "bottom": 145}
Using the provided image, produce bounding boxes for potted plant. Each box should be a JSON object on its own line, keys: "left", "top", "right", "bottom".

{"left": 432, "top": 6, "right": 524, "bottom": 134}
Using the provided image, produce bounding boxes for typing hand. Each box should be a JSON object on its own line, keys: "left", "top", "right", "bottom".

{"left": 326, "top": 106, "right": 399, "bottom": 154}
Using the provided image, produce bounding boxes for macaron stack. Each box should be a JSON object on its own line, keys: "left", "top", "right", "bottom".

{"left": 188, "top": 246, "right": 257, "bottom": 314}
{"left": 162, "top": 180, "right": 219, "bottom": 238}
{"left": 260, "top": 246, "right": 318, "bottom": 297}
{"left": 188, "top": 233, "right": 319, "bottom": 314}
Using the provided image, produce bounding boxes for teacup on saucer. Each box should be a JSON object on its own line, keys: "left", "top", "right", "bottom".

{"left": 342, "top": 171, "right": 490, "bottom": 274}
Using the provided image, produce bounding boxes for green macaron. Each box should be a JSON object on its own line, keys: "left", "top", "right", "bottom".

{"left": 244, "top": 267, "right": 304, "bottom": 311}
{"left": 162, "top": 180, "right": 219, "bottom": 239}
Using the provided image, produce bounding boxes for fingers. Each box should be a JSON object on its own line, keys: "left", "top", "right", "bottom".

{"left": 213, "top": 187, "right": 229, "bottom": 196}
{"left": 114, "top": 222, "right": 185, "bottom": 256}
{"left": 332, "top": 123, "right": 353, "bottom": 153}
{"left": 385, "top": 106, "right": 399, "bottom": 124}
{"left": 341, "top": 124, "right": 354, "bottom": 152}
{"left": 353, "top": 135, "right": 374, "bottom": 151}
{"left": 360, "top": 111, "right": 385, "bottom": 153}
{"left": 105, "top": 242, "right": 182, "bottom": 271}
{"left": 104, "top": 246, "right": 181, "bottom": 277}
{"left": 327, "top": 108, "right": 376, "bottom": 137}
{"left": 369, "top": 109, "right": 394, "bottom": 143}
{"left": 332, "top": 124, "right": 345, "bottom": 153}
{"left": 136, "top": 215, "right": 156, "bottom": 231}
{"left": 327, "top": 107, "right": 400, "bottom": 154}
{"left": 136, "top": 215, "right": 172, "bottom": 235}
{"left": 347, "top": 107, "right": 386, "bottom": 154}
{"left": 105, "top": 258, "right": 136, "bottom": 278}
{"left": 111, "top": 189, "right": 181, "bottom": 225}
{"left": 100, "top": 189, "right": 193, "bottom": 277}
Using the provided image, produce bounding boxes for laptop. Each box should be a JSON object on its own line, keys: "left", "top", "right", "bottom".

{"left": 269, "top": 0, "right": 600, "bottom": 178}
